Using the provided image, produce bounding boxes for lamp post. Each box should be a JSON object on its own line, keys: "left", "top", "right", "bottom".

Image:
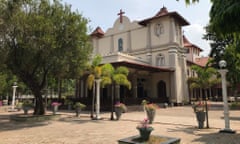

{"left": 11, "top": 82, "right": 18, "bottom": 110}
{"left": 218, "top": 60, "right": 235, "bottom": 133}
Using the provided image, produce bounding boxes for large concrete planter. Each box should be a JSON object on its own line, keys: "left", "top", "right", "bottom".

{"left": 196, "top": 111, "right": 206, "bottom": 129}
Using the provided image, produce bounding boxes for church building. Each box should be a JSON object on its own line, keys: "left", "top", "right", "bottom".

{"left": 78, "top": 7, "right": 207, "bottom": 105}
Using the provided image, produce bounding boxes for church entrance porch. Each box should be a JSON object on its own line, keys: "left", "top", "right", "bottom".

{"left": 76, "top": 61, "right": 176, "bottom": 110}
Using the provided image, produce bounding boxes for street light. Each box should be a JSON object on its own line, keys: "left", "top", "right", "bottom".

{"left": 11, "top": 82, "right": 18, "bottom": 110}
{"left": 218, "top": 60, "right": 235, "bottom": 133}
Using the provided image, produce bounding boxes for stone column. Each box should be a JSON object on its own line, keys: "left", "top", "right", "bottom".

{"left": 95, "top": 79, "right": 102, "bottom": 119}
{"left": 11, "top": 84, "right": 18, "bottom": 110}
{"left": 219, "top": 69, "right": 235, "bottom": 133}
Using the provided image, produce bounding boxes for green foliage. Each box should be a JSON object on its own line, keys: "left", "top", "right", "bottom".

{"left": 91, "top": 55, "right": 102, "bottom": 68}
{"left": 188, "top": 65, "right": 218, "bottom": 90}
{"left": 178, "top": 0, "right": 199, "bottom": 4}
{"left": 74, "top": 102, "right": 86, "bottom": 109}
{"left": 210, "top": 0, "right": 240, "bottom": 35}
{"left": 101, "top": 63, "right": 114, "bottom": 77}
{"left": 22, "top": 100, "right": 34, "bottom": 108}
{"left": 115, "top": 66, "right": 129, "bottom": 76}
{"left": 230, "top": 102, "right": 240, "bottom": 110}
{"left": 0, "top": 0, "right": 92, "bottom": 115}
{"left": 224, "top": 40, "right": 240, "bottom": 92}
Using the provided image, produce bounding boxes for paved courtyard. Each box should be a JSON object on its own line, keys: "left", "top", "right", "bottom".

{"left": 0, "top": 103, "right": 240, "bottom": 144}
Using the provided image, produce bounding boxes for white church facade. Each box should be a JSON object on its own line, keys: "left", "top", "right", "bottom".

{"left": 78, "top": 7, "right": 207, "bottom": 105}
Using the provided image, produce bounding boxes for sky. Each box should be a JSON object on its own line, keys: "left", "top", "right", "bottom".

{"left": 61, "top": 0, "right": 212, "bottom": 56}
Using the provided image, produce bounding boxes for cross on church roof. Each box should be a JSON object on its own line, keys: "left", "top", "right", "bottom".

{"left": 118, "top": 9, "right": 125, "bottom": 23}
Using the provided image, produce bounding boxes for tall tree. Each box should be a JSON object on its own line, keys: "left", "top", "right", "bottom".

{"left": 0, "top": 0, "right": 92, "bottom": 115}
{"left": 224, "top": 42, "right": 240, "bottom": 99}
{"left": 101, "top": 64, "right": 131, "bottom": 120}
{"left": 203, "top": 26, "right": 233, "bottom": 68}
{"left": 209, "top": 0, "right": 240, "bottom": 35}
{"left": 86, "top": 55, "right": 103, "bottom": 119}
{"left": 204, "top": 27, "right": 240, "bottom": 99}
{"left": 188, "top": 65, "right": 219, "bottom": 128}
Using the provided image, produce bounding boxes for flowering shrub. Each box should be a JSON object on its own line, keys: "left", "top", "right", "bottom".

{"left": 22, "top": 100, "right": 33, "bottom": 107}
{"left": 115, "top": 101, "right": 127, "bottom": 112}
{"left": 145, "top": 103, "right": 158, "bottom": 111}
{"left": 51, "top": 102, "right": 61, "bottom": 106}
{"left": 137, "top": 118, "right": 153, "bottom": 130}
{"left": 192, "top": 101, "right": 205, "bottom": 112}
{"left": 142, "top": 100, "right": 158, "bottom": 111}
{"left": 74, "top": 102, "right": 86, "bottom": 109}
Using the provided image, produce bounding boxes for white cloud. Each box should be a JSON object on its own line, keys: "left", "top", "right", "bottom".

{"left": 184, "top": 24, "right": 211, "bottom": 56}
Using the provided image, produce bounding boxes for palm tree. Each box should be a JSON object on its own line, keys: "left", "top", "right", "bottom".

{"left": 101, "top": 64, "right": 131, "bottom": 120}
{"left": 188, "top": 64, "right": 219, "bottom": 128}
{"left": 86, "top": 55, "right": 102, "bottom": 119}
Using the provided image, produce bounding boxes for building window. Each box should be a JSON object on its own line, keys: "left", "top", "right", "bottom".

{"left": 154, "top": 23, "right": 164, "bottom": 37}
{"left": 118, "top": 38, "right": 123, "bottom": 52}
{"left": 156, "top": 53, "right": 165, "bottom": 66}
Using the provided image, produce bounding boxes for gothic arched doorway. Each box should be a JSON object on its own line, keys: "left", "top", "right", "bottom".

{"left": 157, "top": 80, "right": 168, "bottom": 102}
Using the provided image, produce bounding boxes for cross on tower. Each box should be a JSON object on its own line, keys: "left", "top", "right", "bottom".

{"left": 118, "top": 9, "right": 125, "bottom": 23}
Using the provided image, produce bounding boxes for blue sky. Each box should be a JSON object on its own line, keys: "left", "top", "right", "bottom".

{"left": 62, "top": 0, "right": 212, "bottom": 56}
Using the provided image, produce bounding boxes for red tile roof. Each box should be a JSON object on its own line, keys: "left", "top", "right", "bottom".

{"left": 195, "top": 57, "right": 210, "bottom": 67}
{"left": 139, "top": 6, "right": 190, "bottom": 26}
{"left": 183, "top": 35, "right": 203, "bottom": 51}
{"left": 90, "top": 26, "right": 104, "bottom": 38}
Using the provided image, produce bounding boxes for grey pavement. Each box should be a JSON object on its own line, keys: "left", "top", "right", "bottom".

{"left": 0, "top": 103, "right": 240, "bottom": 144}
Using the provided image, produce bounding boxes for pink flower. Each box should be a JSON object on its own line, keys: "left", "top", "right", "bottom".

{"left": 137, "top": 118, "right": 152, "bottom": 129}
{"left": 51, "top": 102, "right": 61, "bottom": 106}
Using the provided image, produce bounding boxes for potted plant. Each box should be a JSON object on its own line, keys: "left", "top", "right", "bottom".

{"left": 142, "top": 100, "right": 158, "bottom": 124}
{"left": 136, "top": 118, "right": 154, "bottom": 141}
{"left": 192, "top": 101, "right": 206, "bottom": 129}
{"left": 65, "top": 99, "right": 73, "bottom": 110}
{"left": 74, "top": 102, "right": 86, "bottom": 117}
{"left": 114, "top": 101, "right": 127, "bottom": 120}
{"left": 22, "top": 100, "right": 33, "bottom": 115}
{"left": 51, "top": 102, "right": 61, "bottom": 115}
{"left": 16, "top": 102, "right": 23, "bottom": 111}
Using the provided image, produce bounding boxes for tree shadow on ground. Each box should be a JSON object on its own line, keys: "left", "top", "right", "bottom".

{"left": 58, "top": 115, "right": 105, "bottom": 124}
{"left": 193, "top": 132, "right": 240, "bottom": 144}
{"left": 167, "top": 126, "right": 197, "bottom": 135}
{"left": 167, "top": 126, "right": 240, "bottom": 144}
{"left": 221, "top": 116, "right": 240, "bottom": 121}
{"left": 0, "top": 116, "right": 49, "bottom": 132}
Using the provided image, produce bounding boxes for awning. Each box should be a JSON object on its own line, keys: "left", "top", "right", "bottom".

{"left": 111, "top": 61, "right": 174, "bottom": 73}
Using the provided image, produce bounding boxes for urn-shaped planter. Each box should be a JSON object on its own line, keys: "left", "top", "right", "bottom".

{"left": 137, "top": 127, "right": 154, "bottom": 141}
{"left": 53, "top": 105, "right": 58, "bottom": 115}
{"left": 22, "top": 101, "right": 33, "bottom": 115}
{"left": 74, "top": 102, "right": 86, "bottom": 117}
{"left": 146, "top": 110, "right": 156, "bottom": 124}
{"left": 115, "top": 107, "right": 123, "bottom": 120}
{"left": 75, "top": 107, "right": 81, "bottom": 117}
{"left": 23, "top": 106, "right": 31, "bottom": 115}
{"left": 196, "top": 111, "right": 206, "bottom": 129}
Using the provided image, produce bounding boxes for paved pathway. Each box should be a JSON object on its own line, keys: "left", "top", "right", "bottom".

{"left": 0, "top": 103, "right": 240, "bottom": 144}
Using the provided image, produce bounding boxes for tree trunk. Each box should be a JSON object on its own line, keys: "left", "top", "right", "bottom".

{"left": 58, "top": 78, "right": 62, "bottom": 100}
{"left": 91, "top": 81, "right": 95, "bottom": 119}
{"left": 233, "top": 89, "right": 238, "bottom": 101}
{"left": 33, "top": 90, "right": 45, "bottom": 115}
{"left": 204, "top": 89, "right": 209, "bottom": 128}
{"left": 110, "top": 84, "right": 115, "bottom": 120}
{"left": 116, "top": 85, "right": 120, "bottom": 102}
{"left": 75, "top": 79, "right": 80, "bottom": 98}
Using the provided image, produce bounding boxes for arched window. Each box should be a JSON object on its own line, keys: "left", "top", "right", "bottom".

{"left": 156, "top": 53, "right": 165, "bottom": 66}
{"left": 155, "top": 23, "right": 164, "bottom": 37}
{"left": 118, "top": 38, "right": 123, "bottom": 52}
